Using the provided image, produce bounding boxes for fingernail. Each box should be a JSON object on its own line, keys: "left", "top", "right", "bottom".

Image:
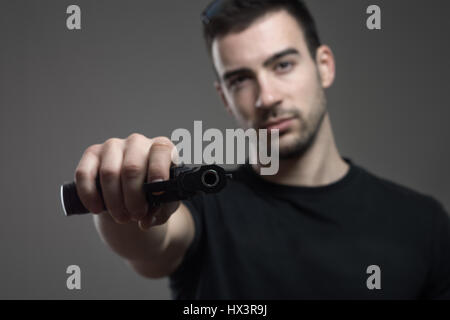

{"left": 115, "top": 217, "right": 127, "bottom": 224}
{"left": 138, "top": 220, "right": 148, "bottom": 231}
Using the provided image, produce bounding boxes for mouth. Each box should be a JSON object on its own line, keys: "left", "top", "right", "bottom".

{"left": 259, "top": 117, "right": 296, "bottom": 132}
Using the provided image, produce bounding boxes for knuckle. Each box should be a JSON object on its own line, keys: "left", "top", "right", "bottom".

{"left": 104, "top": 137, "right": 122, "bottom": 147}
{"left": 99, "top": 167, "right": 119, "bottom": 181}
{"left": 122, "top": 163, "right": 144, "bottom": 179}
{"left": 74, "top": 168, "right": 91, "bottom": 183}
{"left": 152, "top": 136, "right": 173, "bottom": 149}
{"left": 85, "top": 144, "right": 101, "bottom": 155}
{"left": 127, "top": 132, "right": 146, "bottom": 142}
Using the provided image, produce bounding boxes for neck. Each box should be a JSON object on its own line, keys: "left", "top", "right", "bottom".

{"left": 254, "top": 113, "right": 349, "bottom": 187}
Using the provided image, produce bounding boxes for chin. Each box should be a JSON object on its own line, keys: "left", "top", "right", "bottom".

{"left": 278, "top": 134, "right": 301, "bottom": 156}
{"left": 278, "top": 131, "right": 313, "bottom": 159}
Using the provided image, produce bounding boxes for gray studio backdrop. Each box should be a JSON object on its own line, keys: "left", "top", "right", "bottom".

{"left": 0, "top": 0, "right": 449, "bottom": 299}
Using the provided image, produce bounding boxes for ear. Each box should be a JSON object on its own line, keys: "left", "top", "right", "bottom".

{"left": 315, "top": 45, "right": 336, "bottom": 88}
{"left": 214, "top": 81, "right": 233, "bottom": 116}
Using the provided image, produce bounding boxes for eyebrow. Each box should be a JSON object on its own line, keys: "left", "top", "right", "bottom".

{"left": 222, "top": 48, "right": 300, "bottom": 82}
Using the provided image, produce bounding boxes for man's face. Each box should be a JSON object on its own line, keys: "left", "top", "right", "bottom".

{"left": 212, "top": 10, "right": 334, "bottom": 158}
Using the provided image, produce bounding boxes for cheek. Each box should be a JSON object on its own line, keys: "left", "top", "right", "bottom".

{"left": 226, "top": 98, "right": 254, "bottom": 128}
{"left": 228, "top": 88, "right": 258, "bottom": 122}
{"left": 286, "top": 66, "right": 321, "bottom": 114}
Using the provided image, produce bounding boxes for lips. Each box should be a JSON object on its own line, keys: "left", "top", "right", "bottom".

{"left": 259, "top": 117, "right": 295, "bottom": 132}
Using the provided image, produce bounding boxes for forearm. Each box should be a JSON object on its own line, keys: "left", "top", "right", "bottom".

{"left": 93, "top": 213, "right": 169, "bottom": 262}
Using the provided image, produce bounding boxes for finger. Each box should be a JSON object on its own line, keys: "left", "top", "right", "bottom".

{"left": 138, "top": 204, "right": 161, "bottom": 231}
{"left": 121, "top": 133, "right": 152, "bottom": 221}
{"left": 75, "top": 144, "right": 104, "bottom": 214}
{"left": 138, "top": 201, "right": 179, "bottom": 231}
{"left": 153, "top": 201, "right": 180, "bottom": 225}
{"left": 99, "top": 138, "right": 129, "bottom": 224}
{"left": 139, "top": 136, "right": 176, "bottom": 231}
{"left": 147, "top": 137, "right": 174, "bottom": 183}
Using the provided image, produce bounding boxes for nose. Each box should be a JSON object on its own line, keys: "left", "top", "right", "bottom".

{"left": 254, "top": 74, "right": 282, "bottom": 109}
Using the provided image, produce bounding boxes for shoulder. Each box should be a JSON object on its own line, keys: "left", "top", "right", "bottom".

{"left": 355, "top": 163, "right": 447, "bottom": 219}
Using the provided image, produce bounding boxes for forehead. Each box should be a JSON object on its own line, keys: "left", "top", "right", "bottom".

{"left": 212, "top": 10, "right": 308, "bottom": 73}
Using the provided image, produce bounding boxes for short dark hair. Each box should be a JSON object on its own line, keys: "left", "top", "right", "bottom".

{"left": 202, "top": 0, "right": 321, "bottom": 60}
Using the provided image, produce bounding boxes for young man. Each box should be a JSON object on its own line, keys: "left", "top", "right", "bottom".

{"left": 74, "top": 0, "right": 450, "bottom": 299}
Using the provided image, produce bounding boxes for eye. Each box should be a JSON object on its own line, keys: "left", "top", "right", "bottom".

{"left": 274, "top": 61, "right": 294, "bottom": 73}
{"left": 228, "top": 75, "right": 249, "bottom": 90}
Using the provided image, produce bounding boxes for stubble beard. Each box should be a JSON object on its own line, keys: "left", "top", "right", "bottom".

{"left": 278, "top": 88, "right": 327, "bottom": 160}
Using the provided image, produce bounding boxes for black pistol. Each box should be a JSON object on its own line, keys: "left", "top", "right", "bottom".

{"left": 60, "top": 164, "right": 232, "bottom": 216}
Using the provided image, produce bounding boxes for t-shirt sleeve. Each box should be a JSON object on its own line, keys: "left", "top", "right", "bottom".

{"left": 423, "top": 199, "right": 450, "bottom": 300}
{"left": 168, "top": 194, "right": 205, "bottom": 299}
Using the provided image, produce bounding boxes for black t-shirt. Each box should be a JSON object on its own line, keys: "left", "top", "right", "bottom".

{"left": 169, "top": 158, "right": 450, "bottom": 299}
